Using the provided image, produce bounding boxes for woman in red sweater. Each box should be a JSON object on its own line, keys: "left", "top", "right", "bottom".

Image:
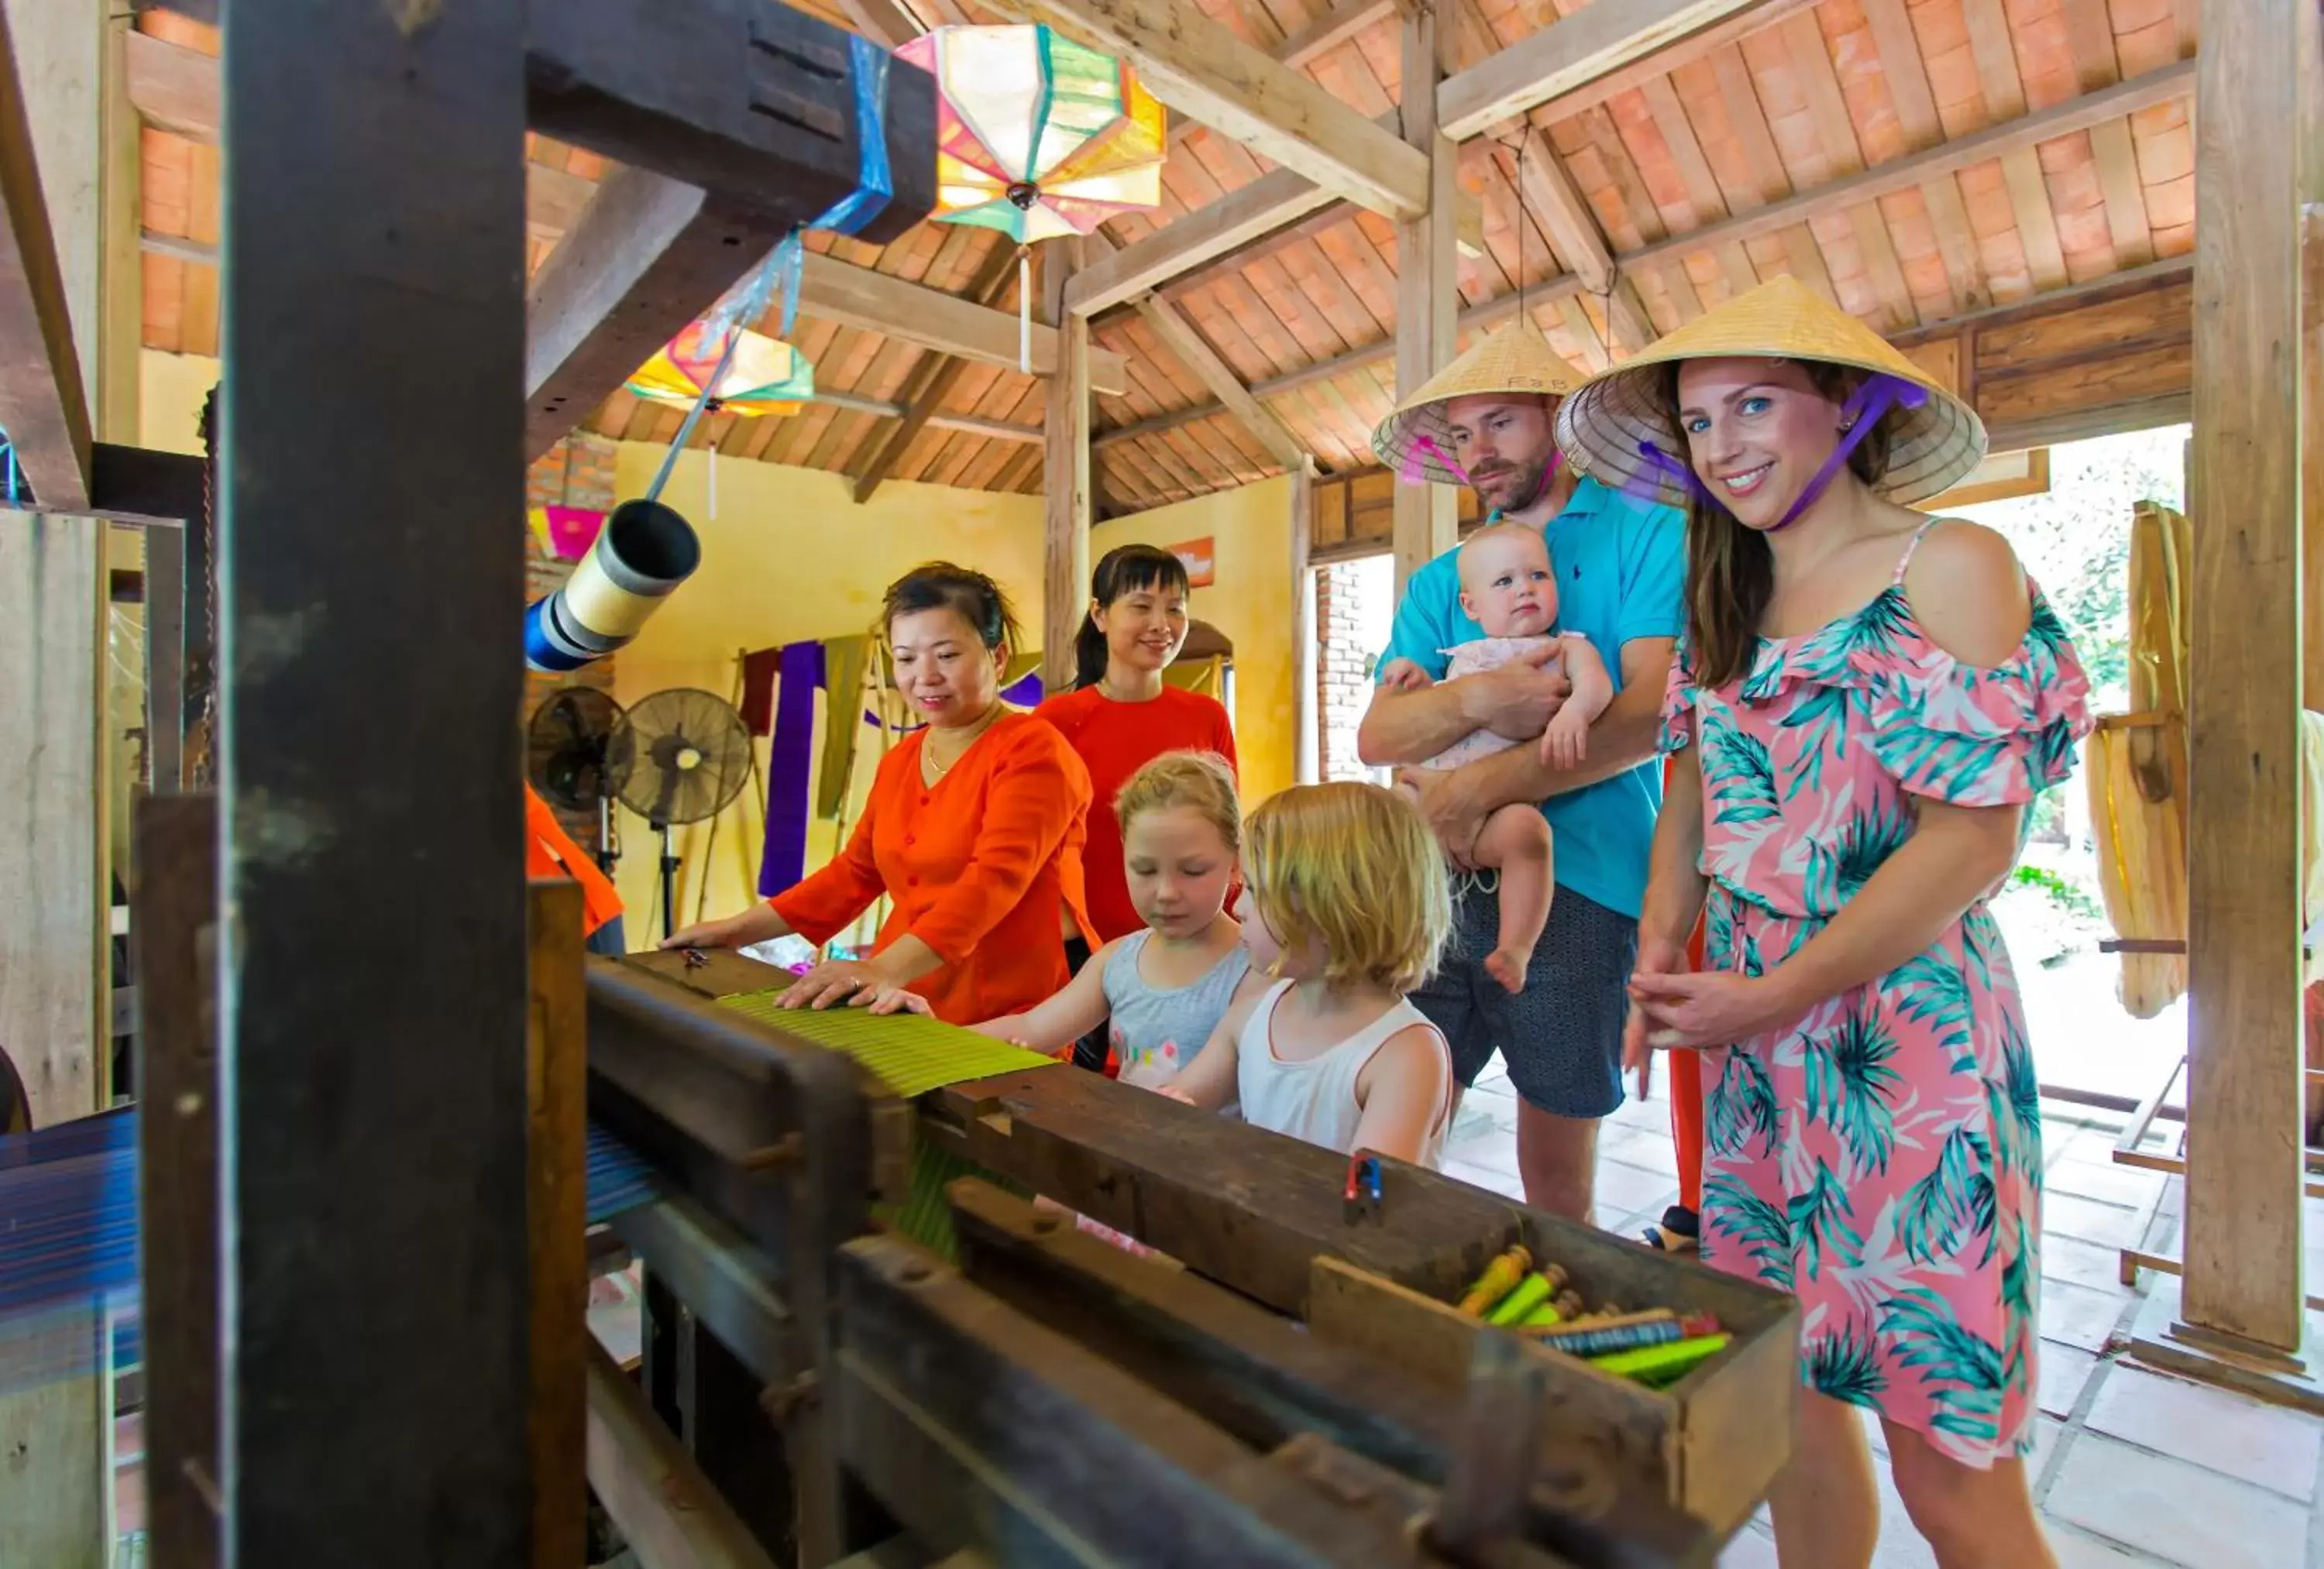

{"left": 1037, "top": 544, "right": 1239, "bottom": 1069}
{"left": 665, "top": 564, "right": 1095, "bottom": 1025}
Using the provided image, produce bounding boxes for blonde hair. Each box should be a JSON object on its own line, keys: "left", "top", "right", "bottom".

{"left": 1113, "top": 750, "right": 1242, "bottom": 854}
{"left": 1243, "top": 782, "right": 1449, "bottom": 994}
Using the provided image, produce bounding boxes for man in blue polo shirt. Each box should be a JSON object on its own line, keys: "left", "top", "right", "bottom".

{"left": 1361, "top": 323, "right": 1685, "bottom": 1226}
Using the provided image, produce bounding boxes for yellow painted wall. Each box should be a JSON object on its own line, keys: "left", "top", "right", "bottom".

{"left": 1090, "top": 474, "right": 1299, "bottom": 803}
{"left": 139, "top": 348, "right": 215, "bottom": 455}
{"left": 605, "top": 443, "right": 1047, "bottom": 939}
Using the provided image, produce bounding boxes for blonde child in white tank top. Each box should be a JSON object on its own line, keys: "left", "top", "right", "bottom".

{"left": 1160, "top": 782, "right": 1456, "bottom": 1168}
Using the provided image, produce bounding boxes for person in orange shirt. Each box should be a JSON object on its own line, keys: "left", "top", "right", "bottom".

{"left": 664, "top": 564, "right": 1095, "bottom": 1026}
{"left": 526, "top": 781, "right": 627, "bottom": 955}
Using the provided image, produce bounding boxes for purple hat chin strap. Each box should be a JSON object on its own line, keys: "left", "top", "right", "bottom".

{"left": 1626, "top": 373, "right": 1926, "bottom": 530}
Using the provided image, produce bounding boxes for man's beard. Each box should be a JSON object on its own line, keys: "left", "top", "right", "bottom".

{"left": 1473, "top": 459, "right": 1546, "bottom": 508}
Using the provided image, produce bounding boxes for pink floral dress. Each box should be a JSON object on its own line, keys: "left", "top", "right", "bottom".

{"left": 1657, "top": 523, "right": 2093, "bottom": 1467}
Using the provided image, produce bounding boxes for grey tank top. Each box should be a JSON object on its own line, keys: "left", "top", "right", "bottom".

{"left": 1102, "top": 930, "right": 1252, "bottom": 1093}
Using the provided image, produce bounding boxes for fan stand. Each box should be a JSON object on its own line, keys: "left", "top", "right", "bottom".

{"left": 650, "top": 740, "right": 706, "bottom": 942}
{"left": 654, "top": 815, "right": 682, "bottom": 942}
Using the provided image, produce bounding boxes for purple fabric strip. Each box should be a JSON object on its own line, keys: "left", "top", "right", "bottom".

{"left": 758, "top": 640, "right": 827, "bottom": 897}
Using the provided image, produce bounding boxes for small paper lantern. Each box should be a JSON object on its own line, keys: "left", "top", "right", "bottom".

{"left": 627, "top": 318, "right": 813, "bottom": 420}
{"left": 897, "top": 25, "right": 1167, "bottom": 245}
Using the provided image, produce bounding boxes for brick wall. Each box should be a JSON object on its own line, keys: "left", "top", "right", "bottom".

{"left": 524, "top": 432, "right": 621, "bottom": 850}
{"left": 1316, "top": 561, "right": 1371, "bottom": 784}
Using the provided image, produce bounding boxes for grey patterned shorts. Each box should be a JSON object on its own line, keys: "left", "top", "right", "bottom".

{"left": 1411, "top": 874, "right": 1637, "bottom": 1120}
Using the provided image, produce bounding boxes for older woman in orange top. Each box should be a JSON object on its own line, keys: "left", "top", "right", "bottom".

{"left": 665, "top": 564, "right": 1095, "bottom": 1025}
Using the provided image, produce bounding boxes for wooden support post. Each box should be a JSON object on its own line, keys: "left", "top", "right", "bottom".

{"left": 1043, "top": 238, "right": 1092, "bottom": 695}
{"left": 529, "top": 880, "right": 589, "bottom": 1569}
{"left": 97, "top": 5, "right": 138, "bottom": 445}
{"left": 1391, "top": 3, "right": 1458, "bottom": 597}
{"left": 135, "top": 793, "right": 220, "bottom": 1569}
{"left": 2144, "top": 0, "right": 2317, "bottom": 1378}
{"left": 1291, "top": 462, "right": 1318, "bottom": 785}
{"left": 221, "top": 0, "right": 534, "bottom": 1556}
{"left": 0, "top": 511, "right": 109, "bottom": 1564}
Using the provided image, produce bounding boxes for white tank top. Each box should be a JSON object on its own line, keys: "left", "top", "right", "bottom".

{"left": 1233, "top": 979, "right": 1452, "bottom": 1166}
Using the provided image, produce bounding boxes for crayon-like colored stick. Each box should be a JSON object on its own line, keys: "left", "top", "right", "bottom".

{"left": 1590, "top": 1332, "right": 1731, "bottom": 1385}
{"left": 1456, "top": 1246, "right": 1530, "bottom": 1317}
{"left": 1486, "top": 1271, "right": 1556, "bottom": 1327}
{"left": 1524, "top": 1307, "right": 1677, "bottom": 1342}
{"left": 1517, "top": 1298, "right": 1564, "bottom": 1327}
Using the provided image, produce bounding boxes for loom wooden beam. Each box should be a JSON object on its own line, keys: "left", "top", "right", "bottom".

{"left": 1042, "top": 240, "right": 1092, "bottom": 695}
{"left": 585, "top": 1340, "right": 779, "bottom": 1569}
{"left": 124, "top": 29, "right": 593, "bottom": 245}
{"left": 1391, "top": 4, "right": 1457, "bottom": 595}
{"left": 985, "top": 0, "right": 1428, "bottom": 220}
{"left": 2161, "top": 0, "right": 2315, "bottom": 1367}
{"left": 0, "top": 3, "right": 93, "bottom": 511}
{"left": 522, "top": 170, "right": 787, "bottom": 462}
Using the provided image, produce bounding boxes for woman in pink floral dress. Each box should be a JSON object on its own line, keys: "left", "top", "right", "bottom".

{"left": 1559, "top": 280, "right": 2091, "bottom": 1569}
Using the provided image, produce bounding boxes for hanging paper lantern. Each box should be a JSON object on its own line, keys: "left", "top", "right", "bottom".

{"left": 896, "top": 26, "right": 1167, "bottom": 245}
{"left": 627, "top": 318, "right": 813, "bottom": 420}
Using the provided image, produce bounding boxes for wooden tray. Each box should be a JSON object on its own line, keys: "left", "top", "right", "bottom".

{"left": 1307, "top": 1212, "right": 1796, "bottom": 1536}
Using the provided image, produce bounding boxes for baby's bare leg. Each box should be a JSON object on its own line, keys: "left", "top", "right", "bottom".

{"left": 1473, "top": 804, "right": 1554, "bottom": 995}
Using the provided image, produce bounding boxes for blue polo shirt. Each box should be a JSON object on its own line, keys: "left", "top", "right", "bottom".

{"left": 1375, "top": 476, "right": 1686, "bottom": 921}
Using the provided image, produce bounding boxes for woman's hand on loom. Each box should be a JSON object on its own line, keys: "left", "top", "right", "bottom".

{"left": 779, "top": 957, "right": 902, "bottom": 1012}
{"left": 864, "top": 987, "right": 935, "bottom": 1018}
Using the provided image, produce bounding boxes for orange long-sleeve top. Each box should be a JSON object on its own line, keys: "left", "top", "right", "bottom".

{"left": 525, "top": 783, "right": 624, "bottom": 937}
{"left": 769, "top": 712, "right": 1095, "bottom": 1025}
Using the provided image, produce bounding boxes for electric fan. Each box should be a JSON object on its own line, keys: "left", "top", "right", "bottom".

{"left": 608, "top": 687, "right": 755, "bottom": 939}
{"left": 526, "top": 686, "right": 625, "bottom": 872}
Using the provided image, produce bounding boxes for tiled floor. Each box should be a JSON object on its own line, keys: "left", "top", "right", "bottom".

{"left": 1444, "top": 1056, "right": 2324, "bottom": 1568}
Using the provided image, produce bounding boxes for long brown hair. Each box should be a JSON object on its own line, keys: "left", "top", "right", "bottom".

{"left": 1671, "top": 359, "right": 1898, "bottom": 688}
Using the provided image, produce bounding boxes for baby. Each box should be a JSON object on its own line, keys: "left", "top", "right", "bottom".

{"left": 1377, "top": 524, "right": 1611, "bottom": 994}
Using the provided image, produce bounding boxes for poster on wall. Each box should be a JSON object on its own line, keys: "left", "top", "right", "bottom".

{"left": 1168, "top": 536, "right": 1215, "bottom": 588}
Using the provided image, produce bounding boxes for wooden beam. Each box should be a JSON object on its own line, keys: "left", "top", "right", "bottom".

{"left": 1067, "top": 0, "right": 1811, "bottom": 318}
{"left": 521, "top": 170, "right": 784, "bottom": 462}
{"left": 125, "top": 30, "right": 595, "bottom": 248}
{"left": 1511, "top": 128, "right": 1652, "bottom": 355}
{"left": 1277, "top": 0, "right": 1396, "bottom": 69}
{"left": 1858, "top": 0, "right": 1984, "bottom": 312}
{"left": 798, "top": 249, "right": 1127, "bottom": 395}
{"left": 98, "top": 12, "right": 139, "bottom": 443}
{"left": 2304, "top": 208, "right": 2324, "bottom": 705}
{"left": 850, "top": 239, "right": 1023, "bottom": 503}
{"left": 2177, "top": 0, "right": 2310, "bottom": 1358}
{"left": 834, "top": 0, "right": 923, "bottom": 48}
{"left": 527, "top": 881, "right": 588, "bottom": 1569}
{"left": 135, "top": 794, "right": 219, "bottom": 1569}
{"left": 0, "top": 3, "right": 92, "bottom": 510}
{"left": 1621, "top": 59, "right": 2196, "bottom": 274}
{"left": 1043, "top": 240, "right": 1092, "bottom": 695}
{"left": 1436, "top": 0, "right": 1775, "bottom": 140}
{"left": 585, "top": 1338, "right": 779, "bottom": 1569}
{"left": 1136, "top": 294, "right": 1305, "bottom": 470}
{"left": 1392, "top": 5, "right": 1458, "bottom": 595}
{"left": 988, "top": 0, "right": 1428, "bottom": 220}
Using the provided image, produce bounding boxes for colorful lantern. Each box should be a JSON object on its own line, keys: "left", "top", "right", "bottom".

{"left": 899, "top": 26, "right": 1166, "bottom": 243}
{"left": 627, "top": 318, "right": 813, "bottom": 421}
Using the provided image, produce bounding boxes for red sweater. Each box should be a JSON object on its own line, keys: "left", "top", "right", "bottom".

{"left": 1036, "top": 684, "right": 1239, "bottom": 942}
{"left": 771, "top": 713, "right": 1094, "bottom": 1025}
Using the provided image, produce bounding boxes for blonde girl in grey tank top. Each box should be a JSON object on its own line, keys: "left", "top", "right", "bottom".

{"left": 1104, "top": 929, "right": 1250, "bottom": 1093}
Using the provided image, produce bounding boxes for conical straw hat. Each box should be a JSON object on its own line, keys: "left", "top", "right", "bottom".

{"left": 1553, "top": 276, "right": 1985, "bottom": 507}
{"left": 1371, "top": 321, "right": 1589, "bottom": 486}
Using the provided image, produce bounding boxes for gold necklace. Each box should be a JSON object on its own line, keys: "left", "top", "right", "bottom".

{"left": 923, "top": 703, "right": 1003, "bottom": 781}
